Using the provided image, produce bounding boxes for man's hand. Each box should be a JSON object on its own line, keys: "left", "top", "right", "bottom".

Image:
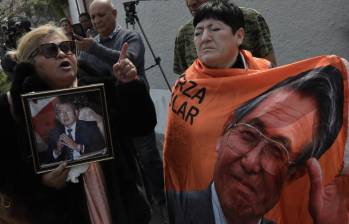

{"left": 59, "top": 133, "right": 79, "bottom": 151}
{"left": 53, "top": 136, "right": 65, "bottom": 156}
{"left": 75, "top": 36, "right": 95, "bottom": 51}
{"left": 41, "top": 162, "right": 69, "bottom": 189}
{"left": 307, "top": 158, "right": 348, "bottom": 224}
{"left": 113, "top": 42, "right": 139, "bottom": 83}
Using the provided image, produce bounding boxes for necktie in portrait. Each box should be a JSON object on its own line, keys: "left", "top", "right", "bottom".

{"left": 66, "top": 128, "right": 74, "bottom": 160}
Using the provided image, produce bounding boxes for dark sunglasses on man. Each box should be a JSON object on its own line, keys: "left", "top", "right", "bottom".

{"left": 30, "top": 41, "right": 76, "bottom": 59}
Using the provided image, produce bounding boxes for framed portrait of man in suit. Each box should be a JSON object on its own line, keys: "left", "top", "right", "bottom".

{"left": 21, "top": 83, "right": 114, "bottom": 173}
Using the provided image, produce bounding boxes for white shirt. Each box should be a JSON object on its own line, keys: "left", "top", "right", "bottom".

{"left": 53, "top": 122, "right": 81, "bottom": 160}
{"left": 65, "top": 122, "right": 82, "bottom": 160}
{"left": 65, "top": 122, "right": 77, "bottom": 140}
{"left": 211, "top": 183, "right": 227, "bottom": 224}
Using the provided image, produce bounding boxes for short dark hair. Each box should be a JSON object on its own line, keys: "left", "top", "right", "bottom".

{"left": 55, "top": 96, "right": 77, "bottom": 114}
{"left": 79, "top": 12, "right": 90, "bottom": 19}
{"left": 193, "top": 0, "right": 244, "bottom": 33}
{"left": 227, "top": 66, "right": 344, "bottom": 164}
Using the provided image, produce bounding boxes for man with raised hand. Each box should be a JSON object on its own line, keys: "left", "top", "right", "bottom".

{"left": 76, "top": 1, "right": 167, "bottom": 220}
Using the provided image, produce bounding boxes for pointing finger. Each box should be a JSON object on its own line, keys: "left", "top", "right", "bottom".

{"left": 119, "top": 42, "right": 128, "bottom": 61}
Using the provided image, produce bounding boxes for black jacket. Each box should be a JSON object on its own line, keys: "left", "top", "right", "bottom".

{"left": 45, "top": 120, "right": 106, "bottom": 162}
{"left": 167, "top": 186, "right": 275, "bottom": 224}
{"left": 0, "top": 61, "right": 156, "bottom": 224}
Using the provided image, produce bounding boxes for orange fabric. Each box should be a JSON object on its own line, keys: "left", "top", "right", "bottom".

{"left": 336, "top": 176, "right": 349, "bottom": 211}
{"left": 163, "top": 51, "right": 348, "bottom": 224}
{"left": 83, "top": 163, "right": 112, "bottom": 224}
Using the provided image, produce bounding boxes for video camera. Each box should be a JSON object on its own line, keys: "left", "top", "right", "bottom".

{"left": 0, "top": 17, "right": 31, "bottom": 78}
{"left": 1, "top": 16, "right": 31, "bottom": 50}
{"left": 123, "top": 1, "right": 139, "bottom": 25}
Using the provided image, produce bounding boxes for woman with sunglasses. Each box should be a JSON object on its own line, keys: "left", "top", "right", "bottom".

{"left": 0, "top": 24, "right": 156, "bottom": 223}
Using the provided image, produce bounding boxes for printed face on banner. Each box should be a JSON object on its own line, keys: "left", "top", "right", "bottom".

{"left": 214, "top": 88, "right": 319, "bottom": 219}
{"left": 165, "top": 64, "right": 344, "bottom": 224}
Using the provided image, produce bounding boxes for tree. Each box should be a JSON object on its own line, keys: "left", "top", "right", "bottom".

{"left": 0, "top": 0, "right": 69, "bottom": 26}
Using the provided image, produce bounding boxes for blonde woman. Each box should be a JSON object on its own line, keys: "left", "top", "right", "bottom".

{"left": 0, "top": 24, "right": 155, "bottom": 224}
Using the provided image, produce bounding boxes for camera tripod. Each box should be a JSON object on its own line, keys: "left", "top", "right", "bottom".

{"left": 123, "top": 0, "right": 171, "bottom": 90}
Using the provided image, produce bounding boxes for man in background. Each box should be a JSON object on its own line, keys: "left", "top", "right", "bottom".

{"left": 59, "top": 17, "right": 73, "bottom": 40}
{"left": 79, "top": 13, "right": 98, "bottom": 37}
{"left": 76, "top": 0, "right": 167, "bottom": 220}
{"left": 174, "top": 0, "right": 277, "bottom": 75}
{"left": 76, "top": 0, "right": 148, "bottom": 85}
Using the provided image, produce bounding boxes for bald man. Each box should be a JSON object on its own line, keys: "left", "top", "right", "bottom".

{"left": 77, "top": 0, "right": 167, "bottom": 220}
{"left": 77, "top": 0, "right": 148, "bottom": 85}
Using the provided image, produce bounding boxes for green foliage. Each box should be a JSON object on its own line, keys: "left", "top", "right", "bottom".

{"left": 0, "top": 70, "right": 11, "bottom": 93}
{"left": 0, "top": 0, "right": 69, "bottom": 25}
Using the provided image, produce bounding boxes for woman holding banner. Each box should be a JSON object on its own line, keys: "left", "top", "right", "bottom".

{"left": 164, "top": 0, "right": 349, "bottom": 223}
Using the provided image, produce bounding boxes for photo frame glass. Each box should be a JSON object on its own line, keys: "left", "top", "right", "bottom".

{"left": 21, "top": 84, "right": 114, "bottom": 173}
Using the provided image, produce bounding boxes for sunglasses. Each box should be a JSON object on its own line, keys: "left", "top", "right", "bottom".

{"left": 222, "top": 122, "right": 295, "bottom": 176}
{"left": 30, "top": 41, "right": 76, "bottom": 59}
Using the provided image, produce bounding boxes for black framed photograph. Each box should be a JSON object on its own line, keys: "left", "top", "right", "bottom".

{"left": 21, "top": 83, "right": 114, "bottom": 174}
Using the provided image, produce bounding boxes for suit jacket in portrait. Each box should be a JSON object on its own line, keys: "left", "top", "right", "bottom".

{"left": 45, "top": 120, "right": 105, "bottom": 162}
{"left": 167, "top": 186, "right": 275, "bottom": 224}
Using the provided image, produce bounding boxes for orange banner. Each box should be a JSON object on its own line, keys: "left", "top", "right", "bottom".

{"left": 164, "top": 52, "right": 348, "bottom": 224}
